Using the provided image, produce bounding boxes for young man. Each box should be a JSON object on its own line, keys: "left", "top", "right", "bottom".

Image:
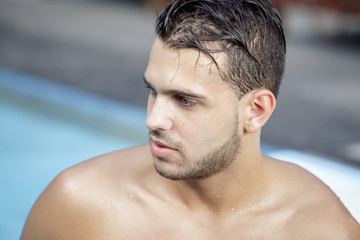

{"left": 21, "top": 0, "right": 359, "bottom": 239}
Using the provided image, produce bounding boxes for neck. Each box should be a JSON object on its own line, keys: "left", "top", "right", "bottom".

{"left": 167, "top": 133, "right": 269, "bottom": 215}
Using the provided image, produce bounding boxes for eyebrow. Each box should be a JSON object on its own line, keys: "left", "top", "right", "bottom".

{"left": 143, "top": 76, "right": 207, "bottom": 100}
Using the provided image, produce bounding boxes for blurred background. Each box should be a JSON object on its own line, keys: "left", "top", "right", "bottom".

{"left": 1, "top": 0, "right": 360, "bottom": 238}
{"left": 1, "top": 0, "right": 360, "bottom": 166}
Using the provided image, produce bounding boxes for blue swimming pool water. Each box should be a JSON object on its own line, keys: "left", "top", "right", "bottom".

{"left": 0, "top": 68, "right": 148, "bottom": 239}
{"left": 1, "top": 67, "right": 359, "bottom": 239}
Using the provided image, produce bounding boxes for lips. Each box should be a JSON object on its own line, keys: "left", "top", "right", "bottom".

{"left": 150, "top": 138, "right": 177, "bottom": 158}
{"left": 153, "top": 140, "right": 171, "bottom": 148}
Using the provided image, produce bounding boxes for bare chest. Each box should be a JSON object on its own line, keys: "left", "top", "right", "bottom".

{"left": 84, "top": 206, "right": 294, "bottom": 240}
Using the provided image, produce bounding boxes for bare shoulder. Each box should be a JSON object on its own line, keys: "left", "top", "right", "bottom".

{"left": 268, "top": 157, "right": 360, "bottom": 239}
{"left": 52, "top": 144, "right": 153, "bottom": 194}
{"left": 21, "top": 145, "right": 152, "bottom": 240}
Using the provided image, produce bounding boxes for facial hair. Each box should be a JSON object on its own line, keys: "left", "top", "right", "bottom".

{"left": 149, "top": 116, "right": 241, "bottom": 181}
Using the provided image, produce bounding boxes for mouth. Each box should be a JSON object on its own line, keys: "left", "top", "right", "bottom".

{"left": 150, "top": 137, "right": 177, "bottom": 150}
{"left": 149, "top": 137, "right": 178, "bottom": 157}
{"left": 153, "top": 139, "right": 172, "bottom": 148}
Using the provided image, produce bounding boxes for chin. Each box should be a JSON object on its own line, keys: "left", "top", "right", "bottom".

{"left": 153, "top": 158, "right": 185, "bottom": 180}
{"left": 154, "top": 165, "right": 183, "bottom": 181}
{"left": 154, "top": 161, "right": 214, "bottom": 181}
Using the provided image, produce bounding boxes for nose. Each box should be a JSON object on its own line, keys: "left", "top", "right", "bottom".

{"left": 145, "top": 97, "right": 173, "bottom": 131}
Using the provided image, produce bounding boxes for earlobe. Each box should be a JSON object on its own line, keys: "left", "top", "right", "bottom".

{"left": 244, "top": 90, "right": 276, "bottom": 133}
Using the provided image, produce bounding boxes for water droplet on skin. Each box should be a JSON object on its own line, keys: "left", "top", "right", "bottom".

{"left": 111, "top": 200, "right": 123, "bottom": 209}
{"left": 231, "top": 208, "right": 235, "bottom": 212}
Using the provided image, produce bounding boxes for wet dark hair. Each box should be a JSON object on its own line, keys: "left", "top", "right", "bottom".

{"left": 156, "top": 0, "right": 286, "bottom": 98}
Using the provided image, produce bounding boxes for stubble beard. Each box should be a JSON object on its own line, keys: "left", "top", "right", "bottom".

{"left": 150, "top": 117, "right": 241, "bottom": 181}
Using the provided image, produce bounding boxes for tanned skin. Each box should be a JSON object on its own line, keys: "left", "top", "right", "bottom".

{"left": 21, "top": 39, "right": 360, "bottom": 240}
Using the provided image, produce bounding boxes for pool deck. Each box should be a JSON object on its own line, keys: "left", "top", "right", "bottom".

{"left": 1, "top": 67, "right": 360, "bottom": 239}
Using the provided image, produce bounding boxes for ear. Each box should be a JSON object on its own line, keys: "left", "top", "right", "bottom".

{"left": 244, "top": 89, "right": 276, "bottom": 133}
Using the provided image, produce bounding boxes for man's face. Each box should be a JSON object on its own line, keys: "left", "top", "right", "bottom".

{"left": 144, "top": 38, "right": 243, "bottom": 180}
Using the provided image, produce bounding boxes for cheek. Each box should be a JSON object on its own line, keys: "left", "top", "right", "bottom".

{"left": 179, "top": 109, "right": 236, "bottom": 150}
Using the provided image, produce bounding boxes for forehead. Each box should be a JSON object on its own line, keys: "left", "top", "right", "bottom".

{"left": 145, "top": 38, "right": 226, "bottom": 91}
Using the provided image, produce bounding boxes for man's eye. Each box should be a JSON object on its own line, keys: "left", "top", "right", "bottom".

{"left": 176, "top": 96, "right": 196, "bottom": 107}
{"left": 149, "top": 89, "right": 157, "bottom": 97}
{"left": 145, "top": 84, "right": 157, "bottom": 97}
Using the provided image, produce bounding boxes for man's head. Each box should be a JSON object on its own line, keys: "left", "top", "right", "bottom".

{"left": 156, "top": 0, "right": 286, "bottom": 98}
{"left": 145, "top": 0, "right": 285, "bottom": 180}
{"left": 145, "top": 40, "right": 243, "bottom": 180}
